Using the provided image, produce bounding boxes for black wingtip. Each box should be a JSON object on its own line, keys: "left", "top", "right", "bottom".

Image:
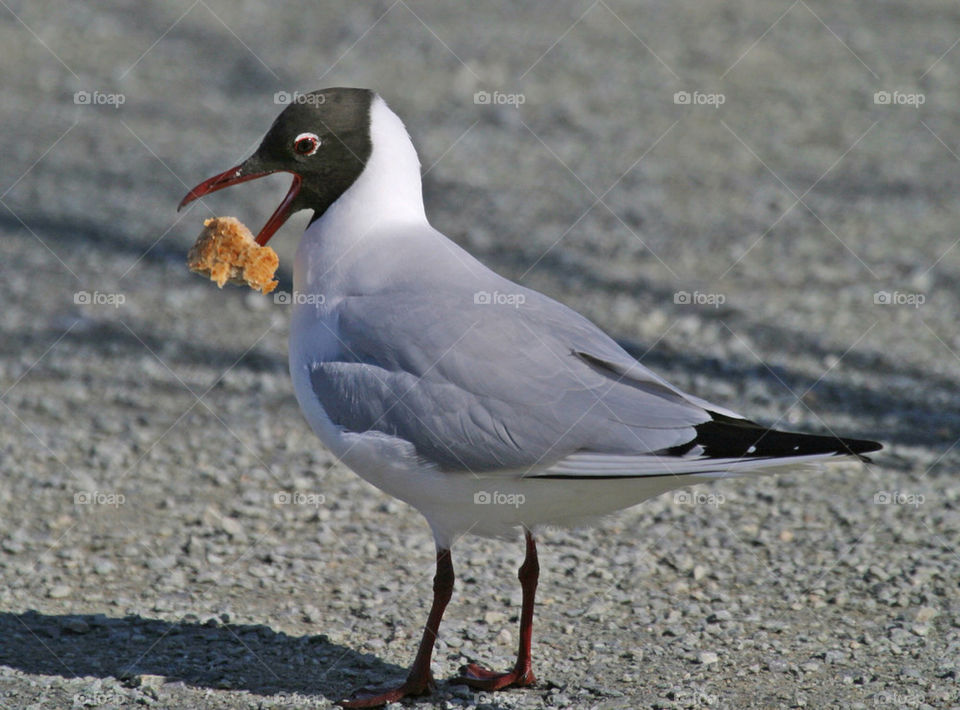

{"left": 667, "top": 412, "right": 882, "bottom": 462}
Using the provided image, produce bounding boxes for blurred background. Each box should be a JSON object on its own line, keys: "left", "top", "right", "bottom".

{"left": 1, "top": 2, "right": 958, "bottom": 708}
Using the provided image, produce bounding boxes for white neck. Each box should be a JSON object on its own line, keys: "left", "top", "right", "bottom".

{"left": 293, "top": 95, "right": 434, "bottom": 298}
{"left": 311, "top": 95, "right": 426, "bottom": 238}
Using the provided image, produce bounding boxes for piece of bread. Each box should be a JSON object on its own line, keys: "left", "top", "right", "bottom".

{"left": 187, "top": 217, "right": 279, "bottom": 294}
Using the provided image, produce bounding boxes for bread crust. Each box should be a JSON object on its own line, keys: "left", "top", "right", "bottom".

{"left": 187, "top": 217, "right": 279, "bottom": 295}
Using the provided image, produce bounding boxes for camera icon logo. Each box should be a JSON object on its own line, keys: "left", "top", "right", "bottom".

{"left": 74, "top": 90, "right": 91, "bottom": 105}
{"left": 873, "top": 91, "right": 891, "bottom": 105}
{"left": 273, "top": 492, "right": 292, "bottom": 504}
{"left": 673, "top": 290, "right": 691, "bottom": 304}
{"left": 473, "top": 491, "right": 491, "bottom": 504}
{"left": 474, "top": 91, "right": 491, "bottom": 105}
{"left": 274, "top": 91, "right": 292, "bottom": 105}
{"left": 673, "top": 91, "right": 691, "bottom": 105}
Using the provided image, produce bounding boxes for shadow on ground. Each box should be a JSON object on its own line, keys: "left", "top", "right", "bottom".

{"left": 0, "top": 610, "right": 399, "bottom": 701}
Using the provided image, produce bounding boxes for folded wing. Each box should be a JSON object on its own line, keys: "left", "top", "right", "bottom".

{"left": 308, "top": 283, "right": 879, "bottom": 477}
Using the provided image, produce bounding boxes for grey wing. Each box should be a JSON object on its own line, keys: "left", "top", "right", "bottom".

{"left": 308, "top": 286, "right": 732, "bottom": 474}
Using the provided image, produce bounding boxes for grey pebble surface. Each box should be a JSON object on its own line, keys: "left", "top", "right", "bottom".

{"left": 2, "top": 1, "right": 959, "bottom": 708}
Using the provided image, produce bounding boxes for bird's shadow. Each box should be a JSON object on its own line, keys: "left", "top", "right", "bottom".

{"left": 0, "top": 609, "right": 405, "bottom": 702}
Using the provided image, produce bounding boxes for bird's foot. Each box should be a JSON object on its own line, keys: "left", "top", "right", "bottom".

{"left": 451, "top": 662, "right": 536, "bottom": 691}
{"left": 338, "top": 673, "right": 435, "bottom": 708}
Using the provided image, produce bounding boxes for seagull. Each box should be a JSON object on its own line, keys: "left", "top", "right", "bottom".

{"left": 180, "top": 87, "right": 881, "bottom": 707}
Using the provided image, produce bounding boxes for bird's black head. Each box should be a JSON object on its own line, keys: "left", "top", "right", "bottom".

{"left": 179, "top": 87, "right": 374, "bottom": 245}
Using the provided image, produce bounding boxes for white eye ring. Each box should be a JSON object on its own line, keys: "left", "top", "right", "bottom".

{"left": 293, "top": 132, "right": 321, "bottom": 156}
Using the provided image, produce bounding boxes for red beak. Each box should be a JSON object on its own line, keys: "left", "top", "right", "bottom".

{"left": 178, "top": 165, "right": 302, "bottom": 246}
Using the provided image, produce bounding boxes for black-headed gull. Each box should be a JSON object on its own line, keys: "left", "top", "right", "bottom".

{"left": 180, "top": 87, "right": 881, "bottom": 707}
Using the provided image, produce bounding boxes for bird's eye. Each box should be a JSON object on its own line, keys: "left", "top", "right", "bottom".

{"left": 293, "top": 132, "right": 320, "bottom": 156}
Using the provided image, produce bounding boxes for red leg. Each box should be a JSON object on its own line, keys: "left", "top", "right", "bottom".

{"left": 339, "top": 547, "right": 455, "bottom": 707}
{"left": 453, "top": 529, "right": 538, "bottom": 691}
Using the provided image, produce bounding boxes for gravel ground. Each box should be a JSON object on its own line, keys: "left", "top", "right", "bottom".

{"left": 2, "top": 2, "right": 960, "bottom": 708}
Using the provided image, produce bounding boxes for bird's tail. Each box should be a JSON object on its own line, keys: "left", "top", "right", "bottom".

{"left": 667, "top": 412, "right": 881, "bottom": 463}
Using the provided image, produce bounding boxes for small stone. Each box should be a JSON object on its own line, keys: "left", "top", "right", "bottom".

{"left": 899, "top": 665, "right": 921, "bottom": 679}
{"left": 693, "top": 564, "right": 708, "bottom": 581}
{"left": 824, "top": 650, "right": 846, "bottom": 664}
{"left": 914, "top": 606, "right": 938, "bottom": 623}
{"left": 62, "top": 618, "right": 90, "bottom": 634}
{"left": 484, "top": 610, "right": 507, "bottom": 625}
{"left": 220, "top": 516, "right": 246, "bottom": 539}
{"left": 202, "top": 505, "right": 221, "bottom": 527}
{"left": 766, "top": 659, "right": 790, "bottom": 672}
{"left": 667, "top": 553, "right": 694, "bottom": 572}
{"left": 698, "top": 651, "right": 719, "bottom": 665}
{"left": 94, "top": 560, "right": 116, "bottom": 575}
{"left": 145, "top": 555, "right": 176, "bottom": 571}
{"left": 134, "top": 674, "right": 166, "bottom": 689}
{"left": 449, "top": 684, "right": 474, "bottom": 699}
{"left": 2, "top": 539, "right": 24, "bottom": 554}
{"left": 707, "top": 610, "right": 732, "bottom": 623}
{"left": 585, "top": 601, "right": 610, "bottom": 621}
{"left": 48, "top": 585, "right": 71, "bottom": 599}
{"left": 203, "top": 505, "right": 246, "bottom": 539}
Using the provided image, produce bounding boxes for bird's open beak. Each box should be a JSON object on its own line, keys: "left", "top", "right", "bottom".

{"left": 178, "top": 165, "right": 302, "bottom": 246}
